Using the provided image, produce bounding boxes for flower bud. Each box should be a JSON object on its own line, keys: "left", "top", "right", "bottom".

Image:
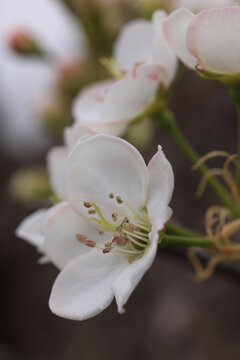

{"left": 8, "top": 29, "right": 44, "bottom": 57}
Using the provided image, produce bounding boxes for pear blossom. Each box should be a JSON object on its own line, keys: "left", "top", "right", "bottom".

{"left": 16, "top": 134, "right": 174, "bottom": 319}
{"left": 114, "top": 10, "right": 177, "bottom": 86}
{"left": 72, "top": 11, "right": 177, "bottom": 136}
{"left": 167, "top": 0, "right": 236, "bottom": 13}
{"left": 163, "top": 6, "right": 240, "bottom": 76}
{"left": 0, "top": 0, "right": 87, "bottom": 157}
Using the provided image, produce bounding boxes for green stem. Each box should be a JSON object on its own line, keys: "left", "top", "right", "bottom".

{"left": 166, "top": 222, "right": 200, "bottom": 238}
{"left": 161, "top": 234, "right": 212, "bottom": 248}
{"left": 154, "top": 108, "right": 240, "bottom": 218}
{"left": 231, "top": 88, "right": 240, "bottom": 188}
{"left": 237, "top": 102, "right": 240, "bottom": 187}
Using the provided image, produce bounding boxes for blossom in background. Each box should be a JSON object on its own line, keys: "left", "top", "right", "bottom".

{"left": 0, "top": 0, "right": 87, "bottom": 158}
{"left": 72, "top": 11, "right": 177, "bottom": 136}
{"left": 16, "top": 133, "right": 174, "bottom": 319}
{"left": 163, "top": 6, "right": 240, "bottom": 77}
{"left": 167, "top": 0, "right": 236, "bottom": 13}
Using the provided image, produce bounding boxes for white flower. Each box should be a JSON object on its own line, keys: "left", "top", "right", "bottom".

{"left": 16, "top": 134, "right": 174, "bottom": 319}
{"left": 0, "top": 0, "right": 87, "bottom": 158}
{"left": 163, "top": 6, "right": 240, "bottom": 75}
{"left": 114, "top": 10, "right": 177, "bottom": 86}
{"left": 72, "top": 11, "right": 177, "bottom": 136}
{"left": 168, "top": 0, "right": 236, "bottom": 13}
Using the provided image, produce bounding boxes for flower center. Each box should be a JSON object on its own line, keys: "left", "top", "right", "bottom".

{"left": 76, "top": 193, "right": 151, "bottom": 262}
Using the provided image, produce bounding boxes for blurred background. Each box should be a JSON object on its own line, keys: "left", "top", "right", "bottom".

{"left": 1, "top": 1, "right": 240, "bottom": 359}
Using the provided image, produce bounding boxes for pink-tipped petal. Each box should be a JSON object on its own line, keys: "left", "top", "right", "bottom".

{"left": 152, "top": 10, "right": 178, "bottom": 85}
{"left": 114, "top": 19, "right": 153, "bottom": 71}
{"left": 49, "top": 251, "right": 128, "bottom": 320}
{"left": 186, "top": 6, "right": 240, "bottom": 74}
{"left": 163, "top": 8, "right": 196, "bottom": 69}
{"left": 102, "top": 64, "right": 167, "bottom": 123}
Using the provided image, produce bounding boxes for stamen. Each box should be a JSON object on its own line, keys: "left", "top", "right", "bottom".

{"left": 121, "top": 228, "right": 149, "bottom": 242}
{"left": 103, "top": 246, "right": 114, "bottom": 254}
{"left": 112, "top": 234, "right": 129, "bottom": 246}
{"left": 83, "top": 201, "right": 92, "bottom": 208}
{"left": 112, "top": 212, "right": 118, "bottom": 221}
{"left": 88, "top": 209, "right": 96, "bottom": 215}
{"left": 90, "top": 202, "right": 107, "bottom": 223}
{"left": 116, "top": 195, "right": 123, "bottom": 204}
{"left": 126, "top": 234, "right": 148, "bottom": 248}
{"left": 104, "top": 241, "right": 113, "bottom": 247}
{"left": 98, "top": 228, "right": 104, "bottom": 235}
{"left": 85, "top": 240, "right": 96, "bottom": 248}
{"left": 76, "top": 234, "right": 88, "bottom": 243}
{"left": 109, "top": 192, "right": 114, "bottom": 199}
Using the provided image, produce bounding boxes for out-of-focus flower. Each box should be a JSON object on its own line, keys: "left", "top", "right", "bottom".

{"left": 16, "top": 134, "right": 174, "bottom": 319}
{"left": 72, "top": 11, "right": 177, "bottom": 136}
{"left": 0, "top": 0, "right": 87, "bottom": 158}
{"left": 136, "top": 0, "right": 235, "bottom": 16}
{"left": 163, "top": 6, "right": 240, "bottom": 79}
{"left": 73, "top": 65, "right": 166, "bottom": 136}
{"left": 9, "top": 167, "right": 51, "bottom": 204}
{"left": 114, "top": 11, "right": 177, "bottom": 86}
{"left": 167, "top": 0, "right": 236, "bottom": 13}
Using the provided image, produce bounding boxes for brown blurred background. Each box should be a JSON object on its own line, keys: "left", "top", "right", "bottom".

{"left": 1, "top": 71, "right": 240, "bottom": 360}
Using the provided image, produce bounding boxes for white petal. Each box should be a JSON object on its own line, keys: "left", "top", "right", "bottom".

{"left": 72, "top": 79, "right": 126, "bottom": 136}
{"left": 163, "top": 8, "right": 196, "bottom": 69}
{"left": 186, "top": 6, "right": 240, "bottom": 74}
{"left": 112, "top": 224, "right": 159, "bottom": 313}
{"left": 47, "top": 146, "right": 68, "bottom": 198}
{"left": 49, "top": 251, "right": 128, "bottom": 320}
{"left": 102, "top": 64, "right": 167, "bottom": 123}
{"left": 114, "top": 19, "right": 153, "bottom": 71}
{"left": 43, "top": 201, "right": 111, "bottom": 270}
{"left": 15, "top": 209, "right": 47, "bottom": 251}
{"left": 64, "top": 124, "right": 95, "bottom": 149}
{"left": 67, "top": 134, "right": 149, "bottom": 216}
{"left": 152, "top": 10, "right": 178, "bottom": 86}
{"left": 146, "top": 145, "right": 174, "bottom": 223}
{"left": 168, "top": 0, "right": 235, "bottom": 13}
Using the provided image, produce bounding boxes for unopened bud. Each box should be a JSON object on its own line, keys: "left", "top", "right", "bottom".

{"left": 9, "top": 29, "right": 44, "bottom": 57}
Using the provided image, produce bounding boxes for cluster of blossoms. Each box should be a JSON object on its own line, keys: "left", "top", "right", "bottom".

{"left": 17, "top": 4, "right": 240, "bottom": 320}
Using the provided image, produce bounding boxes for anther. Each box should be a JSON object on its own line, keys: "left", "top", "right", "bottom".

{"left": 98, "top": 228, "right": 104, "bottom": 235}
{"left": 104, "top": 241, "right": 113, "bottom": 247}
{"left": 83, "top": 201, "right": 92, "bottom": 208}
{"left": 109, "top": 192, "right": 114, "bottom": 199}
{"left": 85, "top": 240, "right": 96, "bottom": 248}
{"left": 88, "top": 209, "right": 96, "bottom": 215}
{"left": 103, "top": 246, "right": 114, "bottom": 254}
{"left": 76, "top": 234, "right": 88, "bottom": 243}
{"left": 116, "top": 195, "right": 123, "bottom": 204}
{"left": 113, "top": 234, "right": 129, "bottom": 246}
{"left": 121, "top": 217, "right": 129, "bottom": 227}
{"left": 112, "top": 212, "right": 118, "bottom": 221}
